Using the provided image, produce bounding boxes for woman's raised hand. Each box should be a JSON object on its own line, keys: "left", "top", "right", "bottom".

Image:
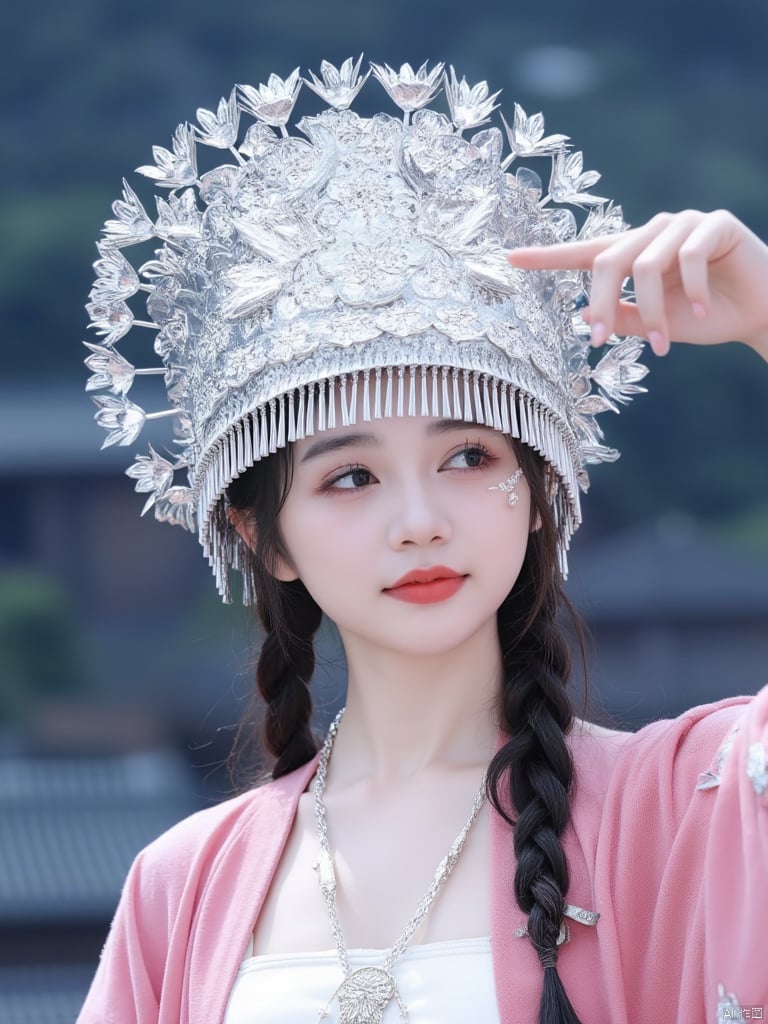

{"left": 507, "top": 209, "right": 768, "bottom": 361}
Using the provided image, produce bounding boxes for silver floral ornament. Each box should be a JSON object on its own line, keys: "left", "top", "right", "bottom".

{"left": 590, "top": 338, "right": 649, "bottom": 404}
{"left": 101, "top": 180, "right": 154, "bottom": 248}
{"left": 195, "top": 88, "right": 240, "bottom": 149}
{"left": 125, "top": 445, "right": 177, "bottom": 514}
{"left": 370, "top": 61, "right": 445, "bottom": 115}
{"left": 237, "top": 69, "right": 302, "bottom": 133}
{"left": 304, "top": 56, "right": 370, "bottom": 110}
{"left": 136, "top": 124, "right": 198, "bottom": 189}
{"left": 84, "top": 343, "right": 136, "bottom": 395}
{"left": 443, "top": 65, "right": 501, "bottom": 131}
{"left": 92, "top": 395, "right": 177, "bottom": 448}
{"left": 153, "top": 486, "right": 195, "bottom": 531}
{"left": 548, "top": 150, "right": 606, "bottom": 207}
{"left": 92, "top": 396, "right": 147, "bottom": 447}
{"left": 154, "top": 189, "right": 203, "bottom": 242}
{"left": 90, "top": 244, "right": 141, "bottom": 301}
{"left": 501, "top": 103, "right": 569, "bottom": 165}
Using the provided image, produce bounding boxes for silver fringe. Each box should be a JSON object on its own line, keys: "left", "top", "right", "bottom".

{"left": 198, "top": 366, "right": 581, "bottom": 601}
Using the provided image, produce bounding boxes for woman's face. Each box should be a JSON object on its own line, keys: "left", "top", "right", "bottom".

{"left": 273, "top": 411, "right": 532, "bottom": 659}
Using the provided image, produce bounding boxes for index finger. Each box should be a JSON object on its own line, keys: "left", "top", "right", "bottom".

{"left": 506, "top": 235, "right": 623, "bottom": 271}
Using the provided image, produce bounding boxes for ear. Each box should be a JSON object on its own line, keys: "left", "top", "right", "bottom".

{"left": 227, "top": 507, "right": 299, "bottom": 583}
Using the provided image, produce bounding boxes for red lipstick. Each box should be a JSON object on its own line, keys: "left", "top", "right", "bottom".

{"left": 384, "top": 566, "right": 466, "bottom": 605}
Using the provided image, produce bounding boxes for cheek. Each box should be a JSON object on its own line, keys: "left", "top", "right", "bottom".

{"left": 278, "top": 496, "right": 371, "bottom": 577}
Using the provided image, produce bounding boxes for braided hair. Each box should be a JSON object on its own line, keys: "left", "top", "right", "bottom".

{"left": 226, "top": 425, "right": 585, "bottom": 1024}
{"left": 227, "top": 445, "right": 322, "bottom": 780}
{"left": 487, "top": 441, "right": 585, "bottom": 1024}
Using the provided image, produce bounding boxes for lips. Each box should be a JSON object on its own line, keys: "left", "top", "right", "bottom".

{"left": 384, "top": 566, "right": 466, "bottom": 605}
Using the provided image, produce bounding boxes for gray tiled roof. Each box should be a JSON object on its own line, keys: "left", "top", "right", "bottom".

{"left": 0, "top": 751, "right": 200, "bottom": 920}
{"left": 0, "top": 965, "right": 95, "bottom": 1024}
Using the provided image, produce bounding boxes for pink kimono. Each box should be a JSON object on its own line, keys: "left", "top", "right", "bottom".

{"left": 78, "top": 688, "right": 768, "bottom": 1024}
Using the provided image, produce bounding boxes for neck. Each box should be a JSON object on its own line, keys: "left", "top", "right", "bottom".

{"left": 327, "top": 617, "right": 502, "bottom": 785}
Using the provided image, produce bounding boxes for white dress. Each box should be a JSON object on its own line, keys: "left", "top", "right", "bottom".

{"left": 223, "top": 936, "right": 500, "bottom": 1024}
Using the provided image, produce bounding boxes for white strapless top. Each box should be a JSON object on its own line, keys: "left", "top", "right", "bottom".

{"left": 223, "top": 936, "right": 500, "bottom": 1024}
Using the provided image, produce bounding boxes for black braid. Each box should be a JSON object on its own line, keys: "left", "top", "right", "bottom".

{"left": 226, "top": 444, "right": 322, "bottom": 781}
{"left": 487, "top": 444, "right": 586, "bottom": 1024}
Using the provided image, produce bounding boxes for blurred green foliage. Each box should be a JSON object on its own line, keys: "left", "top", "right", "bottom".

{"left": 0, "top": 571, "right": 87, "bottom": 722}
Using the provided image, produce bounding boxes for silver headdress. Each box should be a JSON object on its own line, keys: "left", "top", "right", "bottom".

{"left": 85, "top": 58, "right": 648, "bottom": 601}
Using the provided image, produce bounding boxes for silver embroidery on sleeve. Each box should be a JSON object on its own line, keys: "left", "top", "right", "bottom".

{"left": 717, "top": 983, "right": 743, "bottom": 1021}
{"left": 697, "top": 722, "right": 741, "bottom": 792}
{"left": 746, "top": 741, "right": 768, "bottom": 797}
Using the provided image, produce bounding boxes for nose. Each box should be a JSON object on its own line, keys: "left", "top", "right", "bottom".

{"left": 386, "top": 476, "right": 452, "bottom": 549}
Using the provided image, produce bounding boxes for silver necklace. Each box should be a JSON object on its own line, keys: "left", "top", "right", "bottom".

{"left": 313, "top": 709, "right": 487, "bottom": 1024}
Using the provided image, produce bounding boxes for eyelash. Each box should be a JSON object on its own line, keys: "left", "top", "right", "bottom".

{"left": 319, "top": 442, "right": 498, "bottom": 493}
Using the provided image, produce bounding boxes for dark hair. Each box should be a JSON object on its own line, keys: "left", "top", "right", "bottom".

{"left": 226, "top": 415, "right": 585, "bottom": 1024}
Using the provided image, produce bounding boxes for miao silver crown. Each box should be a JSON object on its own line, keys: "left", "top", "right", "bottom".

{"left": 85, "top": 57, "right": 648, "bottom": 600}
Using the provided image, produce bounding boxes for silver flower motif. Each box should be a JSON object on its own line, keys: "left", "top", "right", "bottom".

{"left": 90, "top": 244, "right": 140, "bottom": 301}
{"left": 238, "top": 69, "right": 302, "bottom": 129}
{"left": 84, "top": 342, "right": 136, "bottom": 395}
{"left": 86, "top": 298, "right": 136, "bottom": 346}
{"left": 579, "top": 201, "right": 626, "bottom": 240}
{"left": 195, "top": 89, "right": 240, "bottom": 148}
{"left": 101, "top": 180, "right": 154, "bottom": 248}
{"left": 548, "top": 150, "right": 605, "bottom": 207}
{"left": 501, "top": 104, "right": 569, "bottom": 162}
{"left": 154, "top": 189, "right": 203, "bottom": 242}
{"left": 92, "top": 395, "right": 146, "bottom": 447}
{"left": 305, "top": 56, "right": 370, "bottom": 110}
{"left": 136, "top": 124, "right": 198, "bottom": 189}
{"left": 747, "top": 741, "right": 768, "bottom": 796}
{"left": 126, "top": 445, "right": 176, "bottom": 514}
{"left": 139, "top": 245, "right": 186, "bottom": 283}
{"left": 370, "top": 61, "right": 444, "bottom": 114}
{"left": 444, "top": 66, "right": 500, "bottom": 131}
{"left": 591, "top": 339, "right": 648, "bottom": 404}
{"left": 153, "top": 486, "right": 195, "bottom": 531}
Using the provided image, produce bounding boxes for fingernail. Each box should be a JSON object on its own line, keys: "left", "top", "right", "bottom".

{"left": 692, "top": 302, "right": 707, "bottom": 319}
{"left": 648, "top": 330, "right": 665, "bottom": 352}
{"left": 573, "top": 292, "right": 589, "bottom": 311}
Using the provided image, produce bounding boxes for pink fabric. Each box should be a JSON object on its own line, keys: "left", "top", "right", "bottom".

{"left": 78, "top": 689, "right": 768, "bottom": 1024}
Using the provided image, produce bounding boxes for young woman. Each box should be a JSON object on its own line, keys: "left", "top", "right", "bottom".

{"left": 78, "top": 61, "right": 768, "bottom": 1024}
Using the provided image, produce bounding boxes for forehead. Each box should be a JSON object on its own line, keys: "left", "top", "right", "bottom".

{"left": 294, "top": 412, "right": 506, "bottom": 463}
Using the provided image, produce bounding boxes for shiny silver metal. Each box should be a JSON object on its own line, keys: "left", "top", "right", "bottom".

{"left": 85, "top": 58, "right": 648, "bottom": 600}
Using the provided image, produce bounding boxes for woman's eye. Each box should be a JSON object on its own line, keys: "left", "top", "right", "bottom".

{"left": 326, "top": 467, "right": 373, "bottom": 490}
{"left": 443, "top": 445, "right": 492, "bottom": 470}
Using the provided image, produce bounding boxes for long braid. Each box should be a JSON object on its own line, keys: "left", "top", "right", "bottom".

{"left": 252, "top": 577, "right": 321, "bottom": 778}
{"left": 487, "top": 447, "right": 585, "bottom": 1024}
{"left": 227, "top": 444, "right": 322, "bottom": 781}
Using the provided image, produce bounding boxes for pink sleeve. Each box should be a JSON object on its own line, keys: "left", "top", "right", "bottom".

{"left": 702, "top": 685, "right": 768, "bottom": 1018}
{"left": 594, "top": 686, "right": 768, "bottom": 1021}
{"left": 76, "top": 848, "right": 168, "bottom": 1024}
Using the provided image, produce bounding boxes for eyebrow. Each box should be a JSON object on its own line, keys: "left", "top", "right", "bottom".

{"left": 299, "top": 432, "right": 379, "bottom": 463}
{"left": 299, "top": 419, "right": 494, "bottom": 462}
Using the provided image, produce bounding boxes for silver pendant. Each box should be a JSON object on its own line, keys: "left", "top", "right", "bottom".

{"left": 319, "top": 965, "right": 407, "bottom": 1024}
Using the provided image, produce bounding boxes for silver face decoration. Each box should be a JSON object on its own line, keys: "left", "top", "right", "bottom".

{"left": 489, "top": 468, "right": 524, "bottom": 506}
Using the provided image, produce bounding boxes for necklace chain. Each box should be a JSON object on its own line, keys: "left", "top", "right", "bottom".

{"left": 313, "top": 708, "right": 487, "bottom": 1022}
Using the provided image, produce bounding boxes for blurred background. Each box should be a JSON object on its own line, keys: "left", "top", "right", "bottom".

{"left": 2, "top": 0, "right": 768, "bottom": 1019}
